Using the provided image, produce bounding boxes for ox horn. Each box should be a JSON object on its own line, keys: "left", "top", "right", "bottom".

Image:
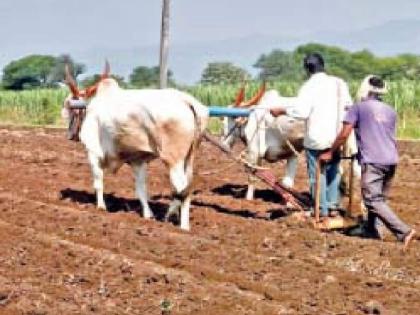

{"left": 240, "top": 82, "right": 266, "bottom": 107}
{"left": 84, "top": 60, "right": 112, "bottom": 98}
{"left": 234, "top": 86, "right": 245, "bottom": 106}
{"left": 101, "top": 59, "right": 111, "bottom": 79}
{"left": 65, "top": 64, "right": 80, "bottom": 98}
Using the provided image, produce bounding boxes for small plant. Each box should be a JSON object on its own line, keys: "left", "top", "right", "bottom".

{"left": 160, "top": 298, "right": 173, "bottom": 315}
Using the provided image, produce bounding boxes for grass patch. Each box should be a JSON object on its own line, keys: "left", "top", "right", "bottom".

{"left": 0, "top": 81, "right": 418, "bottom": 138}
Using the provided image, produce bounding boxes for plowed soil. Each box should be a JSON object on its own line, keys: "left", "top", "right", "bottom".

{"left": 0, "top": 127, "right": 419, "bottom": 315}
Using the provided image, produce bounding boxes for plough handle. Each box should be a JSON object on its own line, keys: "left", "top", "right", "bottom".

{"left": 314, "top": 159, "right": 322, "bottom": 223}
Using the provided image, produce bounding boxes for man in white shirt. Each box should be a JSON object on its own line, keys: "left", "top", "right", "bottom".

{"left": 271, "top": 53, "right": 353, "bottom": 217}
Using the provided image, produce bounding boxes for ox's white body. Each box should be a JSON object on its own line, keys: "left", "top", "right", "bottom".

{"left": 224, "top": 90, "right": 305, "bottom": 200}
{"left": 73, "top": 79, "right": 208, "bottom": 230}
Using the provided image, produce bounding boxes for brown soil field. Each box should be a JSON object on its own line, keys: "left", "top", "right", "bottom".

{"left": 0, "top": 126, "right": 419, "bottom": 315}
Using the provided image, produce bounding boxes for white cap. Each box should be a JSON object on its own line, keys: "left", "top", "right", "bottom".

{"left": 356, "top": 75, "right": 388, "bottom": 102}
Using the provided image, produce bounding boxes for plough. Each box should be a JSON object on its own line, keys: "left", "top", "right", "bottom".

{"left": 202, "top": 131, "right": 311, "bottom": 212}
{"left": 204, "top": 106, "right": 359, "bottom": 230}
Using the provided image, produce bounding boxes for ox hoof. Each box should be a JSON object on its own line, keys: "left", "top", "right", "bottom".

{"left": 142, "top": 206, "right": 154, "bottom": 219}
{"left": 165, "top": 200, "right": 181, "bottom": 223}
{"left": 97, "top": 204, "right": 107, "bottom": 211}
{"left": 180, "top": 224, "right": 190, "bottom": 231}
{"left": 245, "top": 195, "right": 254, "bottom": 201}
{"left": 165, "top": 211, "right": 179, "bottom": 224}
{"left": 143, "top": 212, "right": 154, "bottom": 220}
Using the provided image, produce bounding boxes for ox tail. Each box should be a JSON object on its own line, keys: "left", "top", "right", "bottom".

{"left": 183, "top": 101, "right": 203, "bottom": 171}
{"left": 178, "top": 92, "right": 209, "bottom": 171}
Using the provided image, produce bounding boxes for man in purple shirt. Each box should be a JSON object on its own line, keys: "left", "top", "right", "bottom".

{"left": 320, "top": 75, "right": 415, "bottom": 250}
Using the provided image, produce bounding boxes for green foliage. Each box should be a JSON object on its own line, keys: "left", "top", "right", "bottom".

{"left": 256, "top": 43, "right": 420, "bottom": 81}
{"left": 200, "top": 62, "right": 250, "bottom": 85}
{"left": 0, "top": 79, "right": 418, "bottom": 139}
{"left": 187, "top": 81, "right": 299, "bottom": 106}
{"left": 2, "top": 54, "right": 86, "bottom": 90}
{"left": 0, "top": 89, "right": 67, "bottom": 125}
{"left": 254, "top": 50, "right": 303, "bottom": 81}
{"left": 187, "top": 80, "right": 420, "bottom": 138}
{"left": 49, "top": 54, "right": 86, "bottom": 84}
{"left": 2, "top": 55, "right": 56, "bottom": 90}
{"left": 129, "top": 66, "right": 174, "bottom": 88}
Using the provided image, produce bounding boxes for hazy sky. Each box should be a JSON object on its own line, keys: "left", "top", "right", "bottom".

{"left": 2, "top": 0, "right": 420, "bottom": 53}
{"left": 1, "top": 0, "right": 420, "bottom": 82}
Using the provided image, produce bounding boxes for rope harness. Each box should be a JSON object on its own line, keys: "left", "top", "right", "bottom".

{"left": 223, "top": 107, "right": 302, "bottom": 169}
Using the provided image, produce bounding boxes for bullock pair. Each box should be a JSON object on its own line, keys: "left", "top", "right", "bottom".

{"left": 63, "top": 64, "right": 355, "bottom": 231}
{"left": 63, "top": 63, "right": 208, "bottom": 230}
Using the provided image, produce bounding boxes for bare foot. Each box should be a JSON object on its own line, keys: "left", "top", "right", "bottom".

{"left": 403, "top": 229, "right": 416, "bottom": 252}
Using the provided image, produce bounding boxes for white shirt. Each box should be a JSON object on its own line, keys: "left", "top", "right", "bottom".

{"left": 286, "top": 72, "right": 352, "bottom": 150}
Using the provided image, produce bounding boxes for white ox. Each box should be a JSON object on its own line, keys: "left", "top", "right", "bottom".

{"left": 63, "top": 64, "right": 208, "bottom": 230}
{"left": 223, "top": 85, "right": 305, "bottom": 200}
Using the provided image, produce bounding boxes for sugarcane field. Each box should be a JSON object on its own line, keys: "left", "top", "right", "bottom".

{"left": 2, "top": 1, "right": 420, "bottom": 315}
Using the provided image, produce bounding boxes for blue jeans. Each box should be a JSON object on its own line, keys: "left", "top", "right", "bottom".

{"left": 306, "top": 149, "right": 341, "bottom": 217}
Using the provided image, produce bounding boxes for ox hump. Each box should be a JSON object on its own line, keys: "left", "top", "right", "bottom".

{"left": 97, "top": 78, "right": 120, "bottom": 95}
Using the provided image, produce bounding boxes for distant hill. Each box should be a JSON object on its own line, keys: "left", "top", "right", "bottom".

{"left": 2, "top": 19, "right": 420, "bottom": 85}
{"left": 309, "top": 19, "right": 420, "bottom": 55}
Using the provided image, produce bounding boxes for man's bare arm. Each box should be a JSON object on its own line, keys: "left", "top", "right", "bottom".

{"left": 319, "top": 123, "right": 354, "bottom": 162}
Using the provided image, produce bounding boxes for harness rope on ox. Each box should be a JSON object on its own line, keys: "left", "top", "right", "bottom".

{"left": 216, "top": 106, "right": 301, "bottom": 158}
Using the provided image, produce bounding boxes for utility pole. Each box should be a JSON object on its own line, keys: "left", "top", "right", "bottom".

{"left": 159, "top": 0, "right": 170, "bottom": 88}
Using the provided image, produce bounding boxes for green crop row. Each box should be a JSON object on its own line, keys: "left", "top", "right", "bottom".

{"left": 0, "top": 80, "right": 418, "bottom": 138}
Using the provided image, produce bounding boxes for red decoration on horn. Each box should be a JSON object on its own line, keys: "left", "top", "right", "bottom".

{"left": 240, "top": 82, "right": 266, "bottom": 107}
{"left": 65, "top": 64, "right": 80, "bottom": 98}
{"left": 234, "top": 86, "right": 245, "bottom": 106}
{"left": 82, "top": 60, "right": 111, "bottom": 98}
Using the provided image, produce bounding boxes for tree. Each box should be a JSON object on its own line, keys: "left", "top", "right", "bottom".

{"left": 129, "top": 65, "right": 174, "bottom": 88}
{"left": 376, "top": 54, "right": 420, "bottom": 80}
{"left": 254, "top": 43, "right": 420, "bottom": 82}
{"left": 254, "top": 50, "right": 302, "bottom": 81}
{"left": 159, "top": 0, "right": 170, "bottom": 88}
{"left": 48, "top": 54, "right": 85, "bottom": 85}
{"left": 294, "top": 43, "right": 354, "bottom": 80}
{"left": 2, "top": 55, "right": 56, "bottom": 90}
{"left": 1, "top": 54, "right": 86, "bottom": 90}
{"left": 200, "top": 62, "right": 250, "bottom": 85}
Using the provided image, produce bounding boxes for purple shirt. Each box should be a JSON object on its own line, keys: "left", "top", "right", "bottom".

{"left": 344, "top": 98, "right": 398, "bottom": 165}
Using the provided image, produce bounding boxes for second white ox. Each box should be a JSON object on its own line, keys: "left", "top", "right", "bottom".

{"left": 63, "top": 64, "right": 208, "bottom": 230}
{"left": 223, "top": 85, "right": 305, "bottom": 200}
{"left": 223, "top": 84, "right": 360, "bottom": 201}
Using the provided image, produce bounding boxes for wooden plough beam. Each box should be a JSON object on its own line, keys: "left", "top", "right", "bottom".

{"left": 202, "top": 132, "right": 311, "bottom": 212}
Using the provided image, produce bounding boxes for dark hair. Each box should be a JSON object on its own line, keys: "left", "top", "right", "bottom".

{"left": 303, "top": 53, "right": 325, "bottom": 74}
{"left": 368, "top": 76, "right": 385, "bottom": 89}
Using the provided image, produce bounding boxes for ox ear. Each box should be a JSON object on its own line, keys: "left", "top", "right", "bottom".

{"left": 240, "top": 82, "right": 266, "bottom": 107}
{"left": 233, "top": 86, "right": 245, "bottom": 107}
{"left": 65, "top": 64, "right": 80, "bottom": 98}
